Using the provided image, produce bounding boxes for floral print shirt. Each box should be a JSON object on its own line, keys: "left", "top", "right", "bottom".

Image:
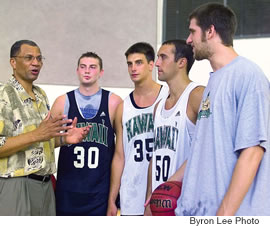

{"left": 0, "top": 76, "right": 56, "bottom": 177}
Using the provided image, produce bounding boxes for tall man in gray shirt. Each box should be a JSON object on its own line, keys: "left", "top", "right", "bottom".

{"left": 178, "top": 3, "right": 270, "bottom": 216}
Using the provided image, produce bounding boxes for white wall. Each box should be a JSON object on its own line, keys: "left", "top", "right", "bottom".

{"left": 188, "top": 37, "right": 270, "bottom": 87}
{"left": 0, "top": 0, "right": 158, "bottom": 88}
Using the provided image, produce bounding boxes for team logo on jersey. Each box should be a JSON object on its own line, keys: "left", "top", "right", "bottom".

{"left": 125, "top": 113, "right": 154, "bottom": 142}
{"left": 77, "top": 119, "right": 108, "bottom": 146}
{"left": 100, "top": 111, "right": 106, "bottom": 117}
{"left": 198, "top": 92, "right": 211, "bottom": 120}
{"left": 154, "top": 125, "right": 179, "bottom": 152}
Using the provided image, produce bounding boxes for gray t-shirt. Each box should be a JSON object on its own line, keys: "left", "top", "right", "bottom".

{"left": 178, "top": 56, "right": 270, "bottom": 216}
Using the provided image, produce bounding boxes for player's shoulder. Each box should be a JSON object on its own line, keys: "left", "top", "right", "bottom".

{"left": 116, "top": 100, "right": 124, "bottom": 111}
{"left": 54, "top": 93, "right": 67, "bottom": 104}
{"left": 190, "top": 85, "right": 205, "bottom": 100}
{"left": 188, "top": 85, "right": 205, "bottom": 113}
{"left": 108, "top": 92, "right": 122, "bottom": 107}
{"left": 51, "top": 93, "right": 67, "bottom": 114}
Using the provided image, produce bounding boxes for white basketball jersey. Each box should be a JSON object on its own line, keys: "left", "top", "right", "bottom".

{"left": 120, "top": 85, "right": 168, "bottom": 215}
{"left": 152, "top": 82, "right": 199, "bottom": 191}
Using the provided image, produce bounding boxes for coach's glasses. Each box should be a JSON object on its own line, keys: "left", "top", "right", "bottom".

{"left": 12, "top": 55, "right": 45, "bottom": 63}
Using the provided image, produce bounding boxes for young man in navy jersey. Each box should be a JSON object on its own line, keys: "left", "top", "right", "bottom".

{"left": 51, "top": 52, "right": 122, "bottom": 216}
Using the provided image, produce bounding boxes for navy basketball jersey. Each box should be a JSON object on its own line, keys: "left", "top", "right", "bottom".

{"left": 56, "top": 89, "right": 115, "bottom": 216}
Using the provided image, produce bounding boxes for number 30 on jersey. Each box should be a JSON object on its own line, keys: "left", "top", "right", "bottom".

{"left": 73, "top": 146, "right": 99, "bottom": 168}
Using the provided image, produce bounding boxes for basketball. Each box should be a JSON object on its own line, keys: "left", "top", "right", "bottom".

{"left": 150, "top": 181, "right": 182, "bottom": 216}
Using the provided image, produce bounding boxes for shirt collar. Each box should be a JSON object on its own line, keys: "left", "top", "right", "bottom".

{"left": 7, "top": 75, "right": 42, "bottom": 102}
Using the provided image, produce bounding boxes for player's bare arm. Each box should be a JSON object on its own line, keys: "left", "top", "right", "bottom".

{"left": 107, "top": 102, "right": 125, "bottom": 216}
{"left": 168, "top": 160, "right": 187, "bottom": 182}
{"left": 144, "top": 158, "right": 153, "bottom": 216}
{"left": 51, "top": 94, "right": 66, "bottom": 117}
{"left": 50, "top": 94, "right": 67, "bottom": 147}
{"left": 216, "top": 145, "right": 264, "bottom": 216}
{"left": 187, "top": 85, "right": 205, "bottom": 124}
{"left": 108, "top": 93, "right": 122, "bottom": 128}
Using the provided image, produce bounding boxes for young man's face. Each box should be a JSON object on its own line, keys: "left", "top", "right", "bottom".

{"left": 156, "top": 44, "right": 178, "bottom": 82}
{"left": 10, "top": 44, "right": 43, "bottom": 84}
{"left": 77, "top": 57, "right": 103, "bottom": 86}
{"left": 126, "top": 53, "right": 154, "bottom": 84}
{"left": 186, "top": 18, "right": 210, "bottom": 61}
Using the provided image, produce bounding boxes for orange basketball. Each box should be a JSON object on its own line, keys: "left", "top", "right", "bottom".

{"left": 150, "top": 181, "right": 182, "bottom": 216}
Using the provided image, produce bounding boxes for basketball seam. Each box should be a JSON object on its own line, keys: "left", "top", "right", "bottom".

{"left": 152, "top": 193, "right": 180, "bottom": 198}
